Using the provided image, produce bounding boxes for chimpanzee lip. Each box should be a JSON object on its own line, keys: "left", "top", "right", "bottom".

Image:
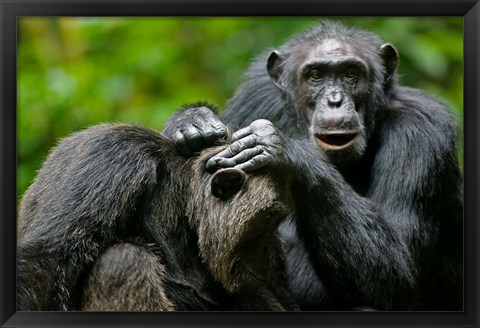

{"left": 315, "top": 131, "right": 360, "bottom": 150}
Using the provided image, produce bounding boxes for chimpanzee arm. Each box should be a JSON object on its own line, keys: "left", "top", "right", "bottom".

{"left": 17, "top": 124, "right": 171, "bottom": 310}
{"left": 365, "top": 95, "right": 463, "bottom": 309}
{"left": 81, "top": 242, "right": 174, "bottom": 311}
{"left": 207, "top": 119, "right": 416, "bottom": 309}
{"left": 283, "top": 138, "right": 416, "bottom": 309}
{"left": 162, "top": 103, "right": 227, "bottom": 156}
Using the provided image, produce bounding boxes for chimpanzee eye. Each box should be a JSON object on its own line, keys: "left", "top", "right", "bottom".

{"left": 309, "top": 69, "right": 323, "bottom": 82}
{"left": 345, "top": 67, "right": 359, "bottom": 79}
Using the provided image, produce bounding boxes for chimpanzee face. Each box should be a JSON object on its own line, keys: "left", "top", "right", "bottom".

{"left": 300, "top": 40, "right": 370, "bottom": 164}
{"left": 267, "top": 39, "right": 397, "bottom": 167}
{"left": 188, "top": 147, "right": 292, "bottom": 294}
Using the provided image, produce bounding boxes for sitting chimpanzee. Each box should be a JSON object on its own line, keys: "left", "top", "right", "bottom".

{"left": 163, "top": 21, "right": 463, "bottom": 310}
{"left": 17, "top": 111, "right": 298, "bottom": 311}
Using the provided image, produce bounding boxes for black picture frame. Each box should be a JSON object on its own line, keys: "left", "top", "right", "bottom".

{"left": 1, "top": 1, "right": 479, "bottom": 327}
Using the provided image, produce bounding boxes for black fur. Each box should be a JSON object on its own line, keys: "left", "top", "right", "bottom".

{"left": 17, "top": 122, "right": 298, "bottom": 311}
{"left": 164, "top": 21, "right": 463, "bottom": 310}
{"left": 225, "top": 21, "right": 463, "bottom": 310}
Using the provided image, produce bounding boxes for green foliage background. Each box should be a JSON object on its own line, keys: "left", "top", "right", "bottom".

{"left": 18, "top": 17, "right": 463, "bottom": 199}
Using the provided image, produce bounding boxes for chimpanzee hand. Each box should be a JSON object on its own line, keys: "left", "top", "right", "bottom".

{"left": 206, "top": 119, "right": 284, "bottom": 173}
{"left": 162, "top": 104, "right": 227, "bottom": 156}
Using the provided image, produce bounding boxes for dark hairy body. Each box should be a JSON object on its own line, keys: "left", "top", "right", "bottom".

{"left": 163, "top": 21, "right": 463, "bottom": 310}
{"left": 17, "top": 121, "right": 298, "bottom": 311}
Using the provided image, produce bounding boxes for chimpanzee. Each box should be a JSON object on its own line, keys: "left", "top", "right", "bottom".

{"left": 162, "top": 21, "right": 463, "bottom": 310}
{"left": 17, "top": 112, "right": 298, "bottom": 311}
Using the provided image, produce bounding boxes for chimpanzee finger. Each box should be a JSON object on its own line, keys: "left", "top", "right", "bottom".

{"left": 232, "top": 126, "right": 253, "bottom": 142}
{"left": 234, "top": 153, "right": 270, "bottom": 173}
{"left": 211, "top": 134, "right": 258, "bottom": 159}
{"left": 174, "top": 130, "right": 194, "bottom": 156}
{"left": 205, "top": 157, "right": 221, "bottom": 172}
{"left": 182, "top": 127, "right": 205, "bottom": 153}
{"left": 248, "top": 119, "right": 277, "bottom": 137}
{"left": 198, "top": 123, "right": 227, "bottom": 146}
{"left": 211, "top": 122, "right": 228, "bottom": 139}
{"left": 212, "top": 147, "right": 264, "bottom": 168}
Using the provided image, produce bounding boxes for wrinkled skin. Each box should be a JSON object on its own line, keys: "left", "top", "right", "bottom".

{"left": 206, "top": 119, "right": 284, "bottom": 173}
{"left": 163, "top": 104, "right": 228, "bottom": 156}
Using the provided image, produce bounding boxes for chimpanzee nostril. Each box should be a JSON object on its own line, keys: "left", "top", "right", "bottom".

{"left": 327, "top": 91, "right": 343, "bottom": 108}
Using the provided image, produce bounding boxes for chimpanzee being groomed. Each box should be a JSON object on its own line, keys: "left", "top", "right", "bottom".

{"left": 17, "top": 115, "right": 298, "bottom": 311}
{"left": 163, "top": 22, "right": 463, "bottom": 310}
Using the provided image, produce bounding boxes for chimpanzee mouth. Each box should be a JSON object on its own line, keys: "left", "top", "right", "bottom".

{"left": 315, "top": 131, "right": 359, "bottom": 150}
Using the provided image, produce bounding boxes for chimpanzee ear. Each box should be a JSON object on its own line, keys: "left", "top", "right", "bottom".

{"left": 380, "top": 43, "right": 398, "bottom": 84}
{"left": 267, "top": 51, "right": 285, "bottom": 91}
{"left": 211, "top": 168, "right": 246, "bottom": 199}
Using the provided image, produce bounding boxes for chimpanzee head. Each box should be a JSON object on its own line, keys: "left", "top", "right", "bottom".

{"left": 266, "top": 21, "right": 398, "bottom": 167}
{"left": 187, "top": 145, "right": 292, "bottom": 294}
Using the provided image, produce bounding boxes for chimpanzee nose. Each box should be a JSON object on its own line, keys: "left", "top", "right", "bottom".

{"left": 327, "top": 91, "right": 343, "bottom": 108}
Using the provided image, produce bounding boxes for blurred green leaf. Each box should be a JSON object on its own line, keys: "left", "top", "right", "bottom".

{"left": 17, "top": 17, "right": 463, "bottom": 199}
